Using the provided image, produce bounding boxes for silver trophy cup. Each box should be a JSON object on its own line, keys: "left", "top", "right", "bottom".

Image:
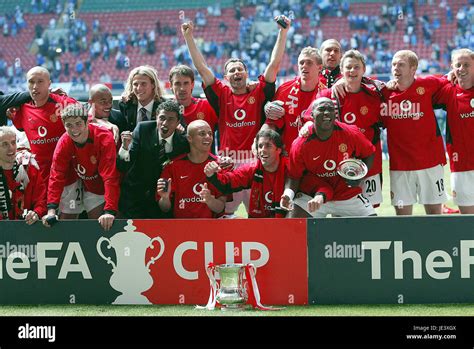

{"left": 337, "top": 158, "right": 368, "bottom": 181}
{"left": 215, "top": 264, "right": 248, "bottom": 310}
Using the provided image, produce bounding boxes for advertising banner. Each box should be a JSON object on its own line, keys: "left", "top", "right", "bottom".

{"left": 0, "top": 218, "right": 308, "bottom": 305}
{"left": 308, "top": 216, "right": 474, "bottom": 304}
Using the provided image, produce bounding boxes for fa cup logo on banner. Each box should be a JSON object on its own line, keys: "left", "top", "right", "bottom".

{"left": 97, "top": 220, "right": 165, "bottom": 304}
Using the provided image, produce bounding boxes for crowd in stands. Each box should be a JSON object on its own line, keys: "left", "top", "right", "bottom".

{"left": 0, "top": 0, "right": 472, "bottom": 87}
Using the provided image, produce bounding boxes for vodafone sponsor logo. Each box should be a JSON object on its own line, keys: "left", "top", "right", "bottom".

{"left": 226, "top": 109, "right": 256, "bottom": 128}
{"left": 38, "top": 126, "right": 47, "bottom": 137}
{"left": 460, "top": 111, "right": 474, "bottom": 119}
{"left": 289, "top": 112, "right": 305, "bottom": 128}
{"left": 75, "top": 163, "right": 98, "bottom": 181}
{"left": 317, "top": 159, "right": 337, "bottom": 178}
{"left": 324, "top": 160, "right": 336, "bottom": 171}
{"left": 30, "top": 126, "right": 60, "bottom": 145}
{"left": 343, "top": 112, "right": 357, "bottom": 124}
{"left": 76, "top": 164, "right": 86, "bottom": 175}
{"left": 381, "top": 100, "right": 424, "bottom": 120}
{"left": 234, "top": 109, "right": 246, "bottom": 121}
{"left": 399, "top": 100, "right": 412, "bottom": 112}
{"left": 264, "top": 191, "right": 273, "bottom": 211}
{"left": 192, "top": 183, "right": 206, "bottom": 195}
{"left": 178, "top": 183, "right": 205, "bottom": 208}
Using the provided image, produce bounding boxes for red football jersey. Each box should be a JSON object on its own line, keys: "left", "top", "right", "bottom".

{"left": 265, "top": 77, "right": 326, "bottom": 152}
{"left": 381, "top": 76, "right": 448, "bottom": 171}
{"left": 433, "top": 84, "right": 474, "bottom": 172}
{"left": 183, "top": 97, "right": 218, "bottom": 132}
{"left": 205, "top": 75, "right": 274, "bottom": 162}
{"left": 289, "top": 121, "right": 376, "bottom": 201}
{"left": 2, "top": 165, "right": 47, "bottom": 219}
{"left": 315, "top": 88, "right": 383, "bottom": 177}
{"left": 159, "top": 154, "right": 224, "bottom": 218}
{"left": 13, "top": 93, "right": 77, "bottom": 179}
{"left": 214, "top": 159, "right": 288, "bottom": 218}
{"left": 48, "top": 124, "right": 120, "bottom": 213}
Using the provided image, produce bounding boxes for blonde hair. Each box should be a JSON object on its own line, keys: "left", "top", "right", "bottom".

{"left": 0, "top": 126, "right": 17, "bottom": 140}
{"left": 451, "top": 48, "right": 474, "bottom": 62}
{"left": 124, "top": 65, "right": 163, "bottom": 103}
{"left": 394, "top": 50, "right": 418, "bottom": 69}
{"left": 299, "top": 46, "right": 323, "bottom": 65}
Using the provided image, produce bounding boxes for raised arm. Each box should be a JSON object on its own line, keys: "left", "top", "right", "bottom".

{"left": 181, "top": 21, "right": 216, "bottom": 87}
{"left": 263, "top": 15, "right": 291, "bottom": 84}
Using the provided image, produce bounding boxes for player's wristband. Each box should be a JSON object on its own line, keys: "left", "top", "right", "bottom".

{"left": 283, "top": 189, "right": 295, "bottom": 201}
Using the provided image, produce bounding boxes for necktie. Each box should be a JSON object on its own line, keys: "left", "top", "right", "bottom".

{"left": 159, "top": 139, "right": 167, "bottom": 162}
{"left": 140, "top": 107, "right": 148, "bottom": 122}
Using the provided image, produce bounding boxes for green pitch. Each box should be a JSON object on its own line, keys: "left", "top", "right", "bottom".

{"left": 1, "top": 303, "right": 474, "bottom": 316}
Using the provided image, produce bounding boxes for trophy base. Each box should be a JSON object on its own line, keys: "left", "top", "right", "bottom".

{"left": 219, "top": 303, "right": 247, "bottom": 311}
{"left": 112, "top": 293, "right": 152, "bottom": 305}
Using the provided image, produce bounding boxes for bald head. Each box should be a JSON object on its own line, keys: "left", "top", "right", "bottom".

{"left": 27, "top": 66, "right": 50, "bottom": 80}
{"left": 187, "top": 119, "right": 213, "bottom": 153}
{"left": 89, "top": 84, "right": 113, "bottom": 119}
{"left": 187, "top": 120, "right": 211, "bottom": 137}
{"left": 26, "top": 66, "right": 51, "bottom": 107}
{"left": 89, "top": 84, "right": 112, "bottom": 99}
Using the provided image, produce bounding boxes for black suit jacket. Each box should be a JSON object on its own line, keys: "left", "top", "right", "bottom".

{"left": 0, "top": 91, "right": 31, "bottom": 126}
{"left": 117, "top": 99, "right": 163, "bottom": 134}
{"left": 117, "top": 120, "right": 190, "bottom": 218}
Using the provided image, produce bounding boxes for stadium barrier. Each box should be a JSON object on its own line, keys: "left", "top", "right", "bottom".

{"left": 308, "top": 216, "right": 474, "bottom": 304}
{"left": 2, "top": 216, "right": 473, "bottom": 305}
{"left": 0, "top": 219, "right": 308, "bottom": 305}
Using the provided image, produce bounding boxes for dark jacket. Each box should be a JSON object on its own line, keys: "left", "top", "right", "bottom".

{"left": 0, "top": 92, "right": 31, "bottom": 126}
{"left": 117, "top": 120, "right": 189, "bottom": 218}
{"left": 116, "top": 99, "right": 163, "bottom": 134}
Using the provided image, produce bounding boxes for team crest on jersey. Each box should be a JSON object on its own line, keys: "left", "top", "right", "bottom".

{"left": 360, "top": 106, "right": 368, "bottom": 115}
{"left": 196, "top": 112, "right": 205, "bottom": 120}
{"left": 90, "top": 155, "right": 97, "bottom": 164}
{"left": 339, "top": 143, "right": 347, "bottom": 152}
{"left": 416, "top": 87, "right": 425, "bottom": 95}
{"left": 247, "top": 96, "right": 256, "bottom": 104}
{"left": 49, "top": 114, "right": 58, "bottom": 122}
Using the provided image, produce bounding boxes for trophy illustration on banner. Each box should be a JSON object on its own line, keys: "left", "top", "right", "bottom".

{"left": 197, "top": 263, "right": 282, "bottom": 311}
{"left": 97, "top": 220, "right": 165, "bottom": 305}
{"left": 337, "top": 158, "right": 368, "bottom": 181}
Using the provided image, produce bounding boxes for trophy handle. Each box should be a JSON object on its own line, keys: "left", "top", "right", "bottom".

{"left": 146, "top": 236, "right": 165, "bottom": 270}
{"left": 97, "top": 237, "right": 117, "bottom": 271}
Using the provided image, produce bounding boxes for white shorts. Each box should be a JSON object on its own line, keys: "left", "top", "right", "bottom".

{"left": 59, "top": 180, "right": 105, "bottom": 214}
{"left": 294, "top": 192, "right": 375, "bottom": 218}
{"left": 390, "top": 165, "right": 447, "bottom": 207}
{"left": 451, "top": 171, "right": 474, "bottom": 206}
{"left": 360, "top": 173, "right": 383, "bottom": 206}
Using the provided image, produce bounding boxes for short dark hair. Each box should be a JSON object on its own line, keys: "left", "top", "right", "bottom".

{"left": 224, "top": 58, "right": 248, "bottom": 74}
{"left": 61, "top": 103, "right": 88, "bottom": 123}
{"left": 255, "top": 129, "right": 287, "bottom": 157}
{"left": 169, "top": 65, "right": 195, "bottom": 83}
{"left": 156, "top": 99, "right": 183, "bottom": 120}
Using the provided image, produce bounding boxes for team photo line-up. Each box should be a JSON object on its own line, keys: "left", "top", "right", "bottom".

{"left": 0, "top": 15, "right": 473, "bottom": 231}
